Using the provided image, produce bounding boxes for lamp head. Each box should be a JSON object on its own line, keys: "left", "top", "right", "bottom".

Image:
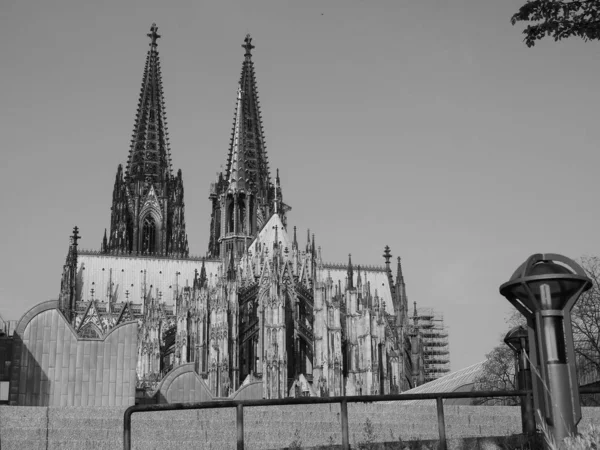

{"left": 504, "top": 325, "right": 529, "bottom": 354}
{"left": 499, "top": 254, "right": 591, "bottom": 317}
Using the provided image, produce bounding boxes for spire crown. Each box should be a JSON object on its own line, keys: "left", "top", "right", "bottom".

{"left": 243, "top": 34, "right": 255, "bottom": 58}
{"left": 72, "top": 226, "right": 81, "bottom": 248}
{"left": 147, "top": 23, "right": 160, "bottom": 48}
{"left": 383, "top": 245, "right": 392, "bottom": 264}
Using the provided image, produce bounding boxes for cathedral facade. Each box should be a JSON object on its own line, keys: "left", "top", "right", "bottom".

{"left": 57, "top": 24, "right": 419, "bottom": 401}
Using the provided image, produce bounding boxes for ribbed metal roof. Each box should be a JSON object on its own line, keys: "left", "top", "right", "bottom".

{"left": 399, "top": 361, "right": 485, "bottom": 405}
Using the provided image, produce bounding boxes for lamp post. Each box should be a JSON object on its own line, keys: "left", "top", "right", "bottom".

{"left": 504, "top": 325, "right": 535, "bottom": 435}
{"left": 499, "top": 254, "right": 591, "bottom": 444}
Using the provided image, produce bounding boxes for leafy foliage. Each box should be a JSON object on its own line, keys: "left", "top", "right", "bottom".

{"left": 327, "top": 435, "right": 335, "bottom": 447}
{"left": 571, "top": 256, "right": 600, "bottom": 405}
{"left": 356, "top": 418, "right": 377, "bottom": 450}
{"left": 562, "top": 424, "right": 600, "bottom": 449}
{"left": 573, "top": 258, "right": 600, "bottom": 378}
{"left": 474, "top": 335, "right": 520, "bottom": 405}
{"left": 511, "top": 0, "right": 600, "bottom": 47}
{"left": 288, "top": 429, "right": 302, "bottom": 450}
{"left": 474, "top": 311, "right": 525, "bottom": 405}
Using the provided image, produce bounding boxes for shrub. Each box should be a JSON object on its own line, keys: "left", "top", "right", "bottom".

{"left": 288, "top": 428, "right": 302, "bottom": 450}
{"left": 562, "top": 424, "right": 600, "bottom": 450}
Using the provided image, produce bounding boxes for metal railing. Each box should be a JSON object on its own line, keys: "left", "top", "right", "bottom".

{"left": 124, "top": 386, "right": 600, "bottom": 450}
{"left": 123, "top": 389, "right": 534, "bottom": 450}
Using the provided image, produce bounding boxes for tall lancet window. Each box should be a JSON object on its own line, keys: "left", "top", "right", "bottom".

{"left": 239, "top": 200, "right": 246, "bottom": 233}
{"left": 228, "top": 201, "right": 235, "bottom": 233}
{"left": 142, "top": 216, "right": 157, "bottom": 254}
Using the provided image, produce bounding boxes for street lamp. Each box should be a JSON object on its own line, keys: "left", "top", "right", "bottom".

{"left": 499, "top": 253, "right": 591, "bottom": 444}
{"left": 504, "top": 325, "right": 535, "bottom": 435}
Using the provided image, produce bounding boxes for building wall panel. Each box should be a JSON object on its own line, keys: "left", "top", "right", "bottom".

{"left": 8, "top": 300, "right": 137, "bottom": 406}
{"left": 155, "top": 362, "right": 213, "bottom": 404}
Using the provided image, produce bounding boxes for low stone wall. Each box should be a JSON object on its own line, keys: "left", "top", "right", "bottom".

{"left": 1, "top": 404, "right": 599, "bottom": 450}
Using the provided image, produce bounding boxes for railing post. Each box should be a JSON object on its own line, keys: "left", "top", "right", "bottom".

{"left": 436, "top": 397, "right": 447, "bottom": 450}
{"left": 237, "top": 403, "right": 244, "bottom": 450}
{"left": 340, "top": 399, "right": 349, "bottom": 450}
{"left": 123, "top": 408, "right": 132, "bottom": 450}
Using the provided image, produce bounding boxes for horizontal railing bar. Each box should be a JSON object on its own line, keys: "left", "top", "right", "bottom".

{"left": 580, "top": 386, "right": 600, "bottom": 394}
{"left": 125, "top": 386, "right": 600, "bottom": 417}
{"left": 124, "top": 389, "right": 530, "bottom": 417}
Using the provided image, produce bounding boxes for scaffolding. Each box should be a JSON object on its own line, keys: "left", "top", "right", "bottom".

{"left": 413, "top": 306, "right": 450, "bottom": 383}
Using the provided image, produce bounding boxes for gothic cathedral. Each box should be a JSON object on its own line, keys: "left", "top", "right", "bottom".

{"left": 57, "top": 24, "right": 417, "bottom": 400}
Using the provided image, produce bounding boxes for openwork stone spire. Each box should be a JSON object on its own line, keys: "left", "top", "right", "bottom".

{"left": 225, "top": 34, "right": 270, "bottom": 199}
{"left": 208, "top": 34, "right": 290, "bottom": 258}
{"left": 125, "top": 23, "right": 172, "bottom": 183}
{"left": 104, "top": 24, "right": 188, "bottom": 257}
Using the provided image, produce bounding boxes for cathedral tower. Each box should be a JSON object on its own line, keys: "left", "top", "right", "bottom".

{"left": 208, "top": 35, "right": 290, "bottom": 259}
{"left": 103, "top": 24, "right": 189, "bottom": 257}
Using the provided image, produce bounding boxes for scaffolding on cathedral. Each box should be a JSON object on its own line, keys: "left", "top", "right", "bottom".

{"left": 412, "top": 306, "right": 451, "bottom": 383}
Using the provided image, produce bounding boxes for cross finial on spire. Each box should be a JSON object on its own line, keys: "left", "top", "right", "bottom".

{"left": 383, "top": 245, "right": 392, "bottom": 265}
{"left": 243, "top": 34, "right": 255, "bottom": 58}
{"left": 72, "top": 226, "right": 81, "bottom": 247}
{"left": 148, "top": 23, "right": 160, "bottom": 48}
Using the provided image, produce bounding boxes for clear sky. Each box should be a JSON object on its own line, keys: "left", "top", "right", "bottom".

{"left": 1, "top": 0, "right": 600, "bottom": 373}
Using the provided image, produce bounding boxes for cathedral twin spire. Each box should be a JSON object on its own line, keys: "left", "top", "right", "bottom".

{"left": 126, "top": 23, "right": 172, "bottom": 186}
{"left": 208, "top": 34, "right": 290, "bottom": 259}
{"left": 103, "top": 24, "right": 188, "bottom": 257}
{"left": 225, "top": 35, "right": 270, "bottom": 201}
{"left": 101, "top": 25, "right": 285, "bottom": 261}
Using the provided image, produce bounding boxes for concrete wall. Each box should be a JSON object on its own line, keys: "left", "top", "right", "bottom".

{"left": 2, "top": 404, "right": 599, "bottom": 450}
{"left": 8, "top": 300, "right": 137, "bottom": 406}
